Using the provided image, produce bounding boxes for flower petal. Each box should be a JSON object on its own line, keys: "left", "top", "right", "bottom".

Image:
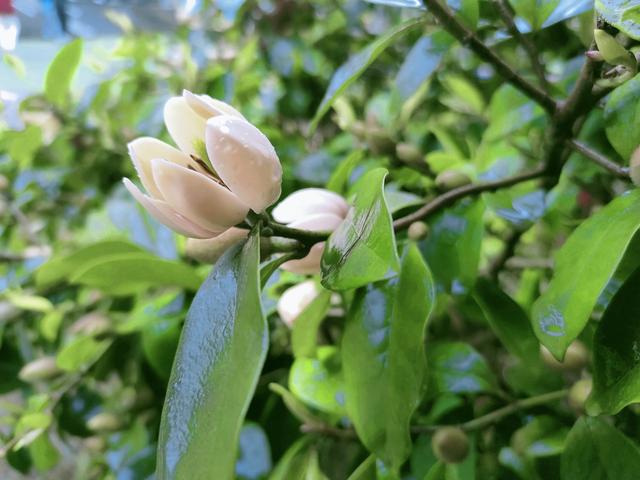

{"left": 185, "top": 227, "right": 248, "bottom": 264}
{"left": 183, "top": 90, "right": 245, "bottom": 120}
{"left": 150, "top": 159, "right": 249, "bottom": 231}
{"left": 272, "top": 188, "right": 349, "bottom": 224}
{"left": 163, "top": 96, "right": 207, "bottom": 157}
{"left": 206, "top": 115, "right": 282, "bottom": 213}
{"left": 276, "top": 280, "right": 319, "bottom": 327}
{"left": 123, "top": 178, "right": 218, "bottom": 239}
{"left": 128, "top": 137, "right": 192, "bottom": 198}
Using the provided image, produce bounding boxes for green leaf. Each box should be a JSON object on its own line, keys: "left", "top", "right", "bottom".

{"left": 289, "top": 346, "right": 347, "bottom": 416}
{"left": 532, "top": 190, "right": 640, "bottom": 359}
{"left": 268, "top": 383, "right": 325, "bottom": 426}
{"left": 36, "top": 240, "right": 146, "bottom": 288}
{"left": 342, "top": 243, "right": 435, "bottom": 471}
{"left": 268, "top": 438, "right": 313, "bottom": 480}
{"left": 310, "top": 16, "right": 426, "bottom": 131}
{"left": 157, "top": 232, "right": 267, "bottom": 480}
{"left": 56, "top": 336, "right": 112, "bottom": 372}
{"left": 473, "top": 279, "right": 540, "bottom": 363}
{"left": 420, "top": 199, "right": 485, "bottom": 295}
{"left": 235, "top": 424, "right": 272, "bottom": 480}
{"left": 596, "top": 0, "right": 640, "bottom": 40}
{"left": 509, "top": 0, "right": 561, "bottom": 30}
{"left": 428, "top": 342, "right": 497, "bottom": 395}
{"left": 395, "top": 35, "right": 444, "bottom": 101}
{"left": 321, "top": 168, "right": 400, "bottom": 290}
{"left": 71, "top": 253, "right": 201, "bottom": 295}
{"left": 141, "top": 317, "right": 181, "bottom": 380}
{"left": 347, "top": 455, "right": 376, "bottom": 480}
{"left": 44, "top": 39, "right": 83, "bottom": 108}
{"left": 604, "top": 72, "right": 640, "bottom": 160}
{"left": 561, "top": 417, "right": 640, "bottom": 479}
{"left": 484, "top": 85, "right": 545, "bottom": 142}
{"left": 588, "top": 267, "right": 640, "bottom": 414}
{"left": 291, "top": 289, "right": 332, "bottom": 358}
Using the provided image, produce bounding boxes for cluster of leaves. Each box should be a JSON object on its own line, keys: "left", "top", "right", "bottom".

{"left": 3, "top": 0, "right": 640, "bottom": 479}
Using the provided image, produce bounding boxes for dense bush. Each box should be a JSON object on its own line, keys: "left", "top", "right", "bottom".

{"left": 2, "top": 0, "right": 640, "bottom": 478}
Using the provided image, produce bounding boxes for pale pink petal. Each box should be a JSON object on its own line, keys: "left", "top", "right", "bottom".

{"left": 183, "top": 90, "right": 245, "bottom": 120}
{"left": 150, "top": 159, "right": 249, "bottom": 232}
{"left": 163, "top": 96, "right": 207, "bottom": 157}
{"left": 185, "top": 228, "right": 249, "bottom": 263}
{"left": 123, "top": 178, "right": 219, "bottom": 239}
{"left": 205, "top": 115, "right": 282, "bottom": 213}
{"left": 272, "top": 188, "right": 349, "bottom": 224}
{"left": 280, "top": 243, "right": 326, "bottom": 275}
{"left": 127, "top": 137, "right": 192, "bottom": 198}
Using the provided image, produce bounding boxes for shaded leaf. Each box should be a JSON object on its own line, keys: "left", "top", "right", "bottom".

{"left": 428, "top": 342, "right": 497, "bottom": 395}
{"left": 604, "top": 72, "right": 640, "bottom": 160}
{"left": 596, "top": 0, "right": 640, "bottom": 40}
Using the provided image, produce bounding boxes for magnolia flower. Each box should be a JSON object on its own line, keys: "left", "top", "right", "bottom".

{"left": 123, "top": 90, "right": 282, "bottom": 239}
{"left": 272, "top": 188, "right": 348, "bottom": 274}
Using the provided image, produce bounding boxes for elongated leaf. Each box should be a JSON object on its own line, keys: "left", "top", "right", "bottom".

{"left": 342, "top": 244, "right": 435, "bottom": 471}
{"left": 473, "top": 279, "right": 540, "bottom": 363}
{"left": 532, "top": 190, "right": 640, "bottom": 359}
{"left": 428, "top": 342, "right": 497, "bottom": 395}
{"left": 561, "top": 417, "right": 640, "bottom": 479}
{"left": 310, "top": 16, "right": 426, "bottom": 130}
{"left": 604, "top": 72, "right": 640, "bottom": 160}
{"left": 395, "top": 35, "right": 444, "bottom": 100}
{"left": 291, "top": 289, "right": 332, "bottom": 358}
{"left": 596, "top": 0, "right": 640, "bottom": 40}
{"left": 588, "top": 267, "right": 640, "bottom": 414}
{"left": 56, "top": 336, "right": 112, "bottom": 372}
{"left": 36, "top": 240, "right": 145, "bottom": 288}
{"left": 321, "top": 168, "right": 400, "bottom": 290}
{"left": 269, "top": 438, "right": 313, "bottom": 480}
{"left": 71, "top": 253, "right": 201, "bottom": 295}
{"left": 157, "top": 232, "right": 267, "bottom": 480}
{"left": 347, "top": 455, "right": 376, "bottom": 480}
{"left": 44, "top": 39, "right": 83, "bottom": 108}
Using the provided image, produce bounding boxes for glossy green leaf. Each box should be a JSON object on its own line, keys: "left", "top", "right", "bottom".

{"left": 268, "top": 438, "right": 313, "bottom": 480}
{"left": 509, "top": 0, "right": 560, "bottom": 30}
{"left": 588, "top": 267, "right": 640, "bottom": 414}
{"left": 289, "top": 346, "right": 347, "bottom": 416}
{"left": 321, "top": 168, "right": 400, "bottom": 291}
{"left": 420, "top": 199, "right": 485, "bottom": 295}
{"left": 141, "top": 317, "right": 182, "bottom": 380}
{"left": 291, "top": 289, "right": 332, "bottom": 358}
{"left": 428, "top": 342, "right": 497, "bottom": 395}
{"left": 235, "top": 424, "right": 272, "bottom": 480}
{"left": 35, "top": 240, "right": 146, "bottom": 288}
{"left": 604, "top": 72, "right": 640, "bottom": 160}
{"left": 532, "top": 190, "right": 640, "bottom": 359}
{"left": 157, "top": 233, "right": 267, "bottom": 480}
{"left": 395, "top": 35, "right": 444, "bottom": 100}
{"left": 484, "top": 85, "right": 545, "bottom": 142}
{"left": 473, "top": 279, "right": 540, "bottom": 363}
{"left": 596, "top": 0, "right": 640, "bottom": 40}
{"left": 347, "top": 455, "right": 376, "bottom": 480}
{"left": 342, "top": 243, "right": 435, "bottom": 471}
{"left": 70, "top": 253, "right": 201, "bottom": 295}
{"left": 561, "top": 417, "right": 640, "bottom": 479}
{"left": 44, "top": 39, "right": 83, "bottom": 108}
{"left": 310, "top": 16, "right": 426, "bottom": 130}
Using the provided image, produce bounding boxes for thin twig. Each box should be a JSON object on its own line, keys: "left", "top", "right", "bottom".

{"left": 494, "top": 0, "right": 549, "bottom": 91}
{"left": 488, "top": 229, "right": 524, "bottom": 280}
{"left": 567, "top": 139, "right": 630, "bottom": 178}
{"left": 422, "top": 0, "right": 557, "bottom": 113}
{"left": 393, "top": 166, "right": 547, "bottom": 230}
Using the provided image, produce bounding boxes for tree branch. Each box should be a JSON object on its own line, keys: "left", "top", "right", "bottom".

{"left": 422, "top": 0, "right": 557, "bottom": 113}
{"left": 393, "top": 166, "right": 547, "bottom": 230}
{"left": 567, "top": 139, "right": 630, "bottom": 178}
{"left": 494, "top": 0, "right": 549, "bottom": 91}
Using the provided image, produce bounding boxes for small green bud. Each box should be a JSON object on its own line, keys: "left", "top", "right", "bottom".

{"left": 594, "top": 29, "right": 636, "bottom": 69}
{"left": 366, "top": 126, "right": 395, "bottom": 155}
{"left": 435, "top": 170, "right": 471, "bottom": 191}
{"left": 630, "top": 145, "right": 640, "bottom": 186}
{"left": 0, "top": 174, "right": 8, "bottom": 191}
{"left": 87, "top": 412, "right": 124, "bottom": 433}
{"left": 18, "top": 356, "right": 63, "bottom": 383}
{"left": 70, "top": 312, "right": 111, "bottom": 337}
{"left": 408, "top": 221, "right": 429, "bottom": 241}
{"left": 396, "top": 142, "right": 423, "bottom": 163}
{"left": 568, "top": 378, "right": 592, "bottom": 414}
{"left": 84, "top": 436, "right": 107, "bottom": 452}
{"left": 432, "top": 427, "right": 470, "bottom": 464}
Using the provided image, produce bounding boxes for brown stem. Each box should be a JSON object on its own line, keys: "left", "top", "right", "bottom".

{"left": 567, "top": 139, "right": 630, "bottom": 178}
{"left": 422, "top": 0, "right": 557, "bottom": 113}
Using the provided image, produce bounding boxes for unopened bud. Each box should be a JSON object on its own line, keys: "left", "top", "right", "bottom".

{"left": 408, "top": 221, "right": 429, "bottom": 241}
{"left": 594, "top": 29, "right": 636, "bottom": 69}
{"left": 0, "top": 174, "right": 8, "bottom": 191}
{"left": 540, "top": 340, "right": 589, "bottom": 372}
{"left": 84, "top": 436, "right": 107, "bottom": 452}
{"left": 630, "top": 145, "right": 640, "bottom": 186}
{"left": 568, "top": 378, "right": 592, "bottom": 414}
{"left": 366, "top": 126, "right": 395, "bottom": 155}
{"left": 87, "top": 412, "right": 124, "bottom": 433}
{"left": 70, "top": 312, "right": 111, "bottom": 336}
{"left": 396, "top": 143, "right": 423, "bottom": 163}
{"left": 586, "top": 50, "right": 604, "bottom": 62}
{"left": 435, "top": 170, "right": 471, "bottom": 191}
{"left": 432, "top": 427, "right": 470, "bottom": 464}
{"left": 18, "top": 356, "right": 63, "bottom": 382}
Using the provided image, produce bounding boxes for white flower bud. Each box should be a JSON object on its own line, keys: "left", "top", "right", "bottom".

{"left": 18, "top": 356, "right": 62, "bottom": 383}
{"left": 276, "top": 280, "right": 319, "bottom": 327}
